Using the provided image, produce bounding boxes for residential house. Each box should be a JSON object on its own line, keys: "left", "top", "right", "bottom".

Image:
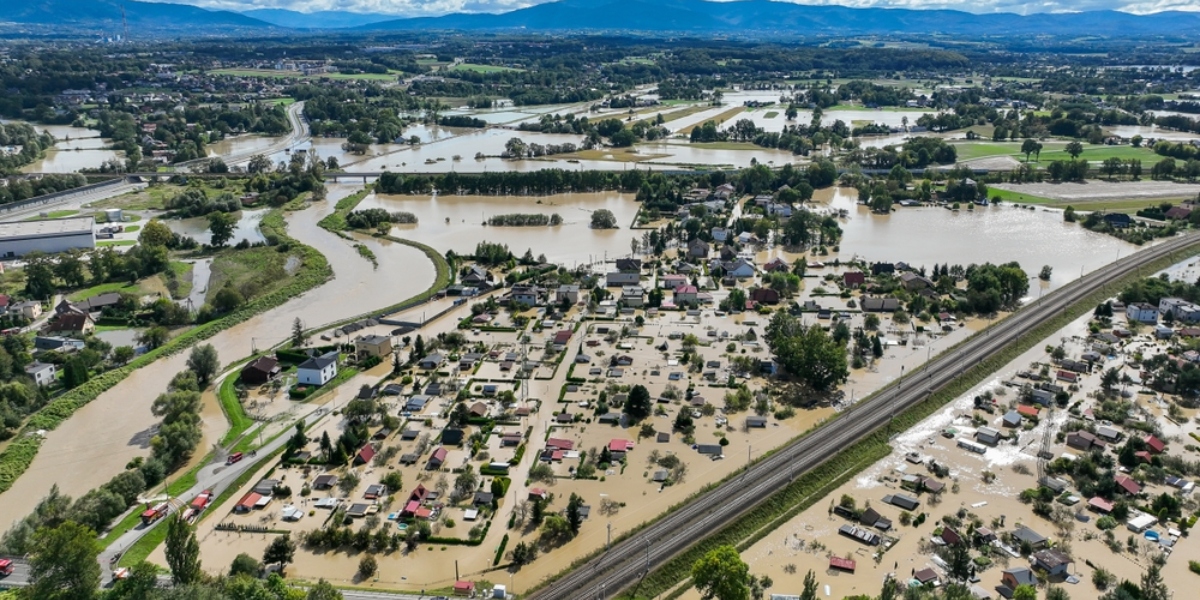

{"left": 883, "top": 493, "right": 919, "bottom": 511}
{"left": 1066, "top": 431, "right": 1100, "bottom": 451}
{"left": 1126, "top": 302, "right": 1158, "bottom": 324}
{"left": 15, "top": 301, "right": 41, "bottom": 320}
{"left": 552, "top": 329, "right": 572, "bottom": 349}
{"left": 1160, "top": 297, "right": 1200, "bottom": 323}
{"left": 1011, "top": 526, "right": 1048, "bottom": 549}
{"left": 44, "top": 311, "right": 94, "bottom": 336}
{"left": 711, "top": 227, "right": 729, "bottom": 242}
{"left": 763, "top": 257, "right": 790, "bottom": 273}
{"left": 353, "top": 443, "right": 376, "bottom": 465}
{"left": 1032, "top": 549, "right": 1072, "bottom": 577}
{"left": 556, "top": 285, "right": 580, "bottom": 305}
{"left": 24, "top": 362, "right": 56, "bottom": 387}
{"left": 461, "top": 265, "right": 489, "bottom": 286}
{"left": 661, "top": 274, "right": 688, "bottom": 290}
{"left": 354, "top": 334, "right": 393, "bottom": 361}
{"left": 297, "top": 351, "right": 338, "bottom": 386}
{"left": 1115, "top": 474, "right": 1142, "bottom": 496}
{"left": 418, "top": 353, "right": 446, "bottom": 370}
{"left": 674, "top": 285, "right": 699, "bottom": 304}
{"left": 720, "top": 259, "right": 756, "bottom": 278}
{"left": 871, "top": 262, "right": 896, "bottom": 275}
{"left": 312, "top": 474, "right": 338, "bottom": 490}
{"left": 976, "top": 427, "right": 1001, "bottom": 446}
{"left": 687, "top": 238, "right": 709, "bottom": 258}
{"left": 441, "top": 428, "right": 464, "bottom": 445}
{"left": 749, "top": 288, "right": 780, "bottom": 305}
{"left": 241, "top": 356, "right": 281, "bottom": 385}
{"left": 843, "top": 271, "right": 866, "bottom": 287}
{"left": 615, "top": 258, "right": 641, "bottom": 272}
{"left": 913, "top": 568, "right": 939, "bottom": 586}
{"left": 1002, "top": 411, "right": 1023, "bottom": 428}
{"left": 621, "top": 285, "right": 645, "bottom": 307}
{"left": 606, "top": 271, "right": 640, "bottom": 287}
{"left": 862, "top": 297, "right": 901, "bottom": 312}
{"left": 34, "top": 336, "right": 85, "bottom": 353}
{"left": 1001, "top": 567, "right": 1037, "bottom": 590}
{"left": 427, "top": 447, "right": 448, "bottom": 470}
{"left": 1144, "top": 434, "right": 1166, "bottom": 454}
{"left": 900, "top": 272, "right": 934, "bottom": 291}
{"left": 1104, "top": 213, "right": 1133, "bottom": 228}
{"left": 509, "top": 285, "right": 541, "bottom": 306}
{"left": 1096, "top": 425, "right": 1122, "bottom": 443}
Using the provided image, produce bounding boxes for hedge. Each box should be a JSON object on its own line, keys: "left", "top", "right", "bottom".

{"left": 494, "top": 534, "right": 510, "bottom": 566}
{"left": 0, "top": 207, "right": 333, "bottom": 496}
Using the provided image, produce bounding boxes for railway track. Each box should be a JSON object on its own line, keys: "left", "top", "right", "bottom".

{"left": 531, "top": 233, "right": 1200, "bottom": 600}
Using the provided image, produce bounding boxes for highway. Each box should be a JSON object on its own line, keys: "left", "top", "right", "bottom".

{"left": 530, "top": 232, "right": 1200, "bottom": 600}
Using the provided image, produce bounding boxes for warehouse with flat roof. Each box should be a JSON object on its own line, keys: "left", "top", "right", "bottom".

{"left": 0, "top": 217, "right": 95, "bottom": 258}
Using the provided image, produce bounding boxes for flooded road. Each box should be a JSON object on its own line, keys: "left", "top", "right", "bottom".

{"left": 0, "top": 184, "right": 435, "bottom": 530}
{"left": 359, "top": 191, "right": 643, "bottom": 266}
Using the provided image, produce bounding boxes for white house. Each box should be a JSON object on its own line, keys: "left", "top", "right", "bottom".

{"left": 721, "top": 259, "right": 756, "bottom": 278}
{"left": 297, "top": 351, "right": 338, "bottom": 386}
{"left": 25, "top": 361, "right": 56, "bottom": 387}
{"left": 711, "top": 227, "right": 729, "bottom": 242}
{"left": 661, "top": 274, "right": 688, "bottom": 289}
{"left": 1126, "top": 302, "right": 1158, "bottom": 324}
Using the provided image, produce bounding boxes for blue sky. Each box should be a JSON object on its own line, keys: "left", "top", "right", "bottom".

{"left": 165, "top": 0, "right": 1200, "bottom": 17}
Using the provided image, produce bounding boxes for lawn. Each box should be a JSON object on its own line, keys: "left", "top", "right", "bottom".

{"left": 678, "top": 106, "right": 746, "bottom": 135}
{"left": 169, "top": 261, "right": 194, "bottom": 300}
{"left": 952, "top": 140, "right": 1164, "bottom": 166}
{"left": 124, "top": 225, "right": 141, "bottom": 233}
{"left": 206, "top": 246, "right": 292, "bottom": 305}
{"left": 97, "top": 240, "right": 137, "bottom": 247}
{"left": 270, "top": 97, "right": 296, "bottom": 107}
{"left": 449, "top": 63, "right": 523, "bottom": 74}
{"left": 763, "top": 111, "right": 780, "bottom": 119}
{"left": 635, "top": 104, "right": 711, "bottom": 127}
{"left": 66, "top": 281, "right": 141, "bottom": 302}
{"left": 561, "top": 149, "right": 670, "bottom": 163}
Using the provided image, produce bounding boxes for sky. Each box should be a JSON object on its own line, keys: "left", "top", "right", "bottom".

{"left": 161, "top": 0, "right": 1200, "bottom": 18}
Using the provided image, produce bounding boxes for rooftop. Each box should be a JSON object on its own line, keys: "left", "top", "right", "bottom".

{"left": 0, "top": 217, "right": 94, "bottom": 240}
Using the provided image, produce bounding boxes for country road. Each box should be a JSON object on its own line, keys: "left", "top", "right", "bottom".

{"left": 529, "top": 232, "right": 1200, "bottom": 600}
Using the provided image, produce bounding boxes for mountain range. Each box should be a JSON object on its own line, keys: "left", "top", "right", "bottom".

{"left": 6, "top": 0, "right": 1200, "bottom": 36}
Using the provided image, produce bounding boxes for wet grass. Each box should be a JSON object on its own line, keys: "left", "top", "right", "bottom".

{"left": 562, "top": 149, "right": 670, "bottom": 163}
{"left": 205, "top": 246, "right": 290, "bottom": 305}
{"left": 677, "top": 107, "right": 746, "bottom": 135}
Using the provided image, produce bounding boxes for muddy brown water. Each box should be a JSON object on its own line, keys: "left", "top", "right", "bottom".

{"left": 0, "top": 185, "right": 435, "bottom": 529}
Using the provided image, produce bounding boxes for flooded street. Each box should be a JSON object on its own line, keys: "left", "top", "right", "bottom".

{"left": 0, "top": 184, "right": 436, "bottom": 530}
{"left": 809, "top": 187, "right": 1140, "bottom": 293}
{"left": 360, "top": 191, "right": 643, "bottom": 265}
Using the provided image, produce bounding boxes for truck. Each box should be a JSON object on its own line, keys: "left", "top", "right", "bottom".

{"left": 190, "top": 490, "right": 213, "bottom": 512}
{"left": 226, "top": 452, "right": 244, "bottom": 465}
{"left": 140, "top": 502, "right": 169, "bottom": 526}
{"left": 0, "top": 558, "right": 13, "bottom": 576}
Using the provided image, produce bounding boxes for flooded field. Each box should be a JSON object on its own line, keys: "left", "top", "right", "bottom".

{"left": 0, "top": 184, "right": 436, "bottom": 530}
{"left": 1106, "top": 124, "right": 1200, "bottom": 141}
{"left": 166, "top": 208, "right": 269, "bottom": 246}
{"left": 360, "top": 191, "right": 643, "bottom": 265}
{"left": 8, "top": 122, "right": 121, "bottom": 173}
{"left": 813, "top": 187, "right": 1140, "bottom": 293}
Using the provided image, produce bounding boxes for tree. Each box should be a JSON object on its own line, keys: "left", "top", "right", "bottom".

{"left": 262, "top": 534, "right": 296, "bottom": 575}
{"left": 1021, "top": 138, "right": 1043, "bottom": 163}
{"left": 139, "top": 219, "right": 174, "bottom": 248}
{"left": 566, "top": 493, "right": 585, "bottom": 535}
{"left": 509, "top": 540, "right": 538, "bottom": 567}
{"left": 307, "top": 579, "right": 345, "bottom": 600}
{"left": 765, "top": 312, "right": 849, "bottom": 392}
{"left": 1141, "top": 564, "right": 1168, "bottom": 600}
{"left": 62, "top": 357, "right": 90, "bottom": 389}
{"left": 946, "top": 543, "right": 972, "bottom": 581}
{"left": 165, "top": 513, "right": 203, "bottom": 586}
{"left": 1045, "top": 587, "right": 1070, "bottom": 600}
{"left": 248, "top": 154, "right": 273, "bottom": 174}
{"left": 25, "top": 521, "right": 101, "bottom": 600}
{"left": 137, "top": 326, "right": 169, "bottom": 350}
{"left": 107, "top": 561, "right": 158, "bottom": 600}
{"left": 591, "top": 209, "right": 618, "bottom": 229}
{"left": 625, "top": 384, "right": 652, "bottom": 421}
{"left": 186, "top": 344, "right": 219, "bottom": 388}
{"left": 207, "top": 211, "right": 237, "bottom": 248}
{"left": 1066, "top": 141, "right": 1084, "bottom": 159}
{"left": 1013, "top": 584, "right": 1037, "bottom": 600}
{"left": 212, "top": 284, "right": 244, "bottom": 313}
{"left": 692, "top": 544, "right": 751, "bottom": 600}
{"left": 727, "top": 288, "right": 747, "bottom": 312}
{"left": 292, "top": 317, "right": 307, "bottom": 348}
{"left": 112, "top": 345, "right": 135, "bottom": 365}
{"left": 229, "top": 553, "right": 260, "bottom": 577}
{"left": 357, "top": 554, "right": 378, "bottom": 580}
{"left": 799, "top": 570, "right": 818, "bottom": 600}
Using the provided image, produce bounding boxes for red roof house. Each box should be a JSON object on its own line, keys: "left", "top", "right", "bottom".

{"left": 428, "top": 447, "right": 448, "bottom": 469}
{"left": 453, "top": 581, "right": 475, "bottom": 596}
{"left": 354, "top": 443, "right": 376, "bottom": 465}
{"left": 608, "top": 439, "right": 634, "bottom": 453}
{"left": 1056, "top": 370, "right": 1079, "bottom": 383}
{"left": 830, "top": 556, "right": 856, "bottom": 573}
{"left": 1017, "top": 405, "right": 1039, "bottom": 418}
{"left": 553, "top": 330, "right": 573, "bottom": 345}
{"left": 843, "top": 271, "right": 866, "bottom": 287}
{"left": 1144, "top": 434, "right": 1165, "bottom": 454}
{"left": 1088, "top": 497, "right": 1114, "bottom": 513}
{"left": 546, "top": 438, "right": 575, "bottom": 451}
{"left": 1115, "top": 475, "right": 1142, "bottom": 496}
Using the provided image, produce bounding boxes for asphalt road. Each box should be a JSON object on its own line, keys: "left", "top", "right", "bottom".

{"left": 0, "top": 180, "right": 145, "bottom": 224}
{"left": 530, "top": 233, "right": 1200, "bottom": 600}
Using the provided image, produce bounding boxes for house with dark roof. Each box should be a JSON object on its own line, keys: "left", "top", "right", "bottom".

{"left": 1011, "top": 526, "right": 1048, "bottom": 549}
{"left": 442, "top": 428, "right": 465, "bottom": 445}
{"left": 298, "top": 351, "right": 338, "bottom": 386}
{"left": 44, "top": 311, "right": 94, "bottom": 336}
{"left": 241, "top": 356, "right": 281, "bottom": 385}
{"left": 1032, "top": 549, "right": 1072, "bottom": 577}
{"left": 843, "top": 271, "right": 866, "bottom": 287}
{"left": 862, "top": 297, "right": 901, "bottom": 312}
{"left": 1002, "top": 567, "right": 1037, "bottom": 589}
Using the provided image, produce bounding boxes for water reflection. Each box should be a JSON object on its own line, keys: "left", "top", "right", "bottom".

{"left": 165, "top": 208, "right": 268, "bottom": 246}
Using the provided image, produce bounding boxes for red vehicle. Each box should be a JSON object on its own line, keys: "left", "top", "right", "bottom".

{"left": 190, "top": 490, "right": 213, "bottom": 512}
{"left": 226, "top": 452, "right": 244, "bottom": 465}
{"left": 0, "top": 558, "right": 14, "bottom": 576}
{"left": 140, "top": 502, "right": 168, "bottom": 526}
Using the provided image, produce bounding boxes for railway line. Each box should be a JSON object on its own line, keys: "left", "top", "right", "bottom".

{"left": 531, "top": 233, "right": 1200, "bottom": 600}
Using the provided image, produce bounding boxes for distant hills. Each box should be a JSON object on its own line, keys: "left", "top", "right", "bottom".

{"left": 240, "top": 8, "right": 400, "bottom": 29}
{"left": 6, "top": 0, "right": 1200, "bottom": 37}
{"left": 358, "top": 0, "right": 1200, "bottom": 36}
{"left": 4, "top": 0, "right": 269, "bottom": 30}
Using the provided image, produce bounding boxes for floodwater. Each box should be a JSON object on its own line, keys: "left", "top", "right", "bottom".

{"left": 166, "top": 209, "right": 269, "bottom": 246}
{"left": 11, "top": 122, "right": 121, "bottom": 173}
{"left": 1106, "top": 124, "right": 1199, "bottom": 141}
{"left": 640, "top": 142, "right": 800, "bottom": 168}
{"left": 204, "top": 134, "right": 286, "bottom": 159}
{"left": 359, "top": 191, "right": 642, "bottom": 266}
{"left": 806, "top": 187, "right": 1140, "bottom": 293}
{"left": 0, "top": 184, "right": 436, "bottom": 530}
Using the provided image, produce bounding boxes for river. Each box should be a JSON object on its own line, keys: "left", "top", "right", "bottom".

{"left": 0, "top": 184, "right": 435, "bottom": 529}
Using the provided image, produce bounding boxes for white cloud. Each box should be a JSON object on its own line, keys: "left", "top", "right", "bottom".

{"left": 151, "top": 0, "right": 1200, "bottom": 18}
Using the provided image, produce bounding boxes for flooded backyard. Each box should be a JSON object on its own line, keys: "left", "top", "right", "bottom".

{"left": 166, "top": 208, "right": 269, "bottom": 246}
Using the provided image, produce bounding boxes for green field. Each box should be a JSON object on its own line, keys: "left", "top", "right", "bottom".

{"left": 448, "top": 63, "right": 524, "bottom": 74}
{"left": 270, "top": 97, "right": 296, "bottom": 107}
{"left": 952, "top": 140, "right": 1162, "bottom": 165}
{"left": 97, "top": 240, "right": 137, "bottom": 247}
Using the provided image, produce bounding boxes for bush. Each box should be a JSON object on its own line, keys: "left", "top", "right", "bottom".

{"left": 358, "top": 554, "right": 378, "bottom": 579}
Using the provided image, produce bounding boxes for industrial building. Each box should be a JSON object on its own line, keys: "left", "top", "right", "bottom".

{"left": 0, "top": 217, "right": 95, "bottom": 258}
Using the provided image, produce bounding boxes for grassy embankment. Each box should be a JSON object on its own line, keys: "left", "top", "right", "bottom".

{"left": 529, "top": 243, "right": 1200, "bottom": 600}
{"left": 0, "top": 207, "right": 332, "bottom": 498}
{"left": 677, "top": 107, "right": 747, "bottom": 135}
